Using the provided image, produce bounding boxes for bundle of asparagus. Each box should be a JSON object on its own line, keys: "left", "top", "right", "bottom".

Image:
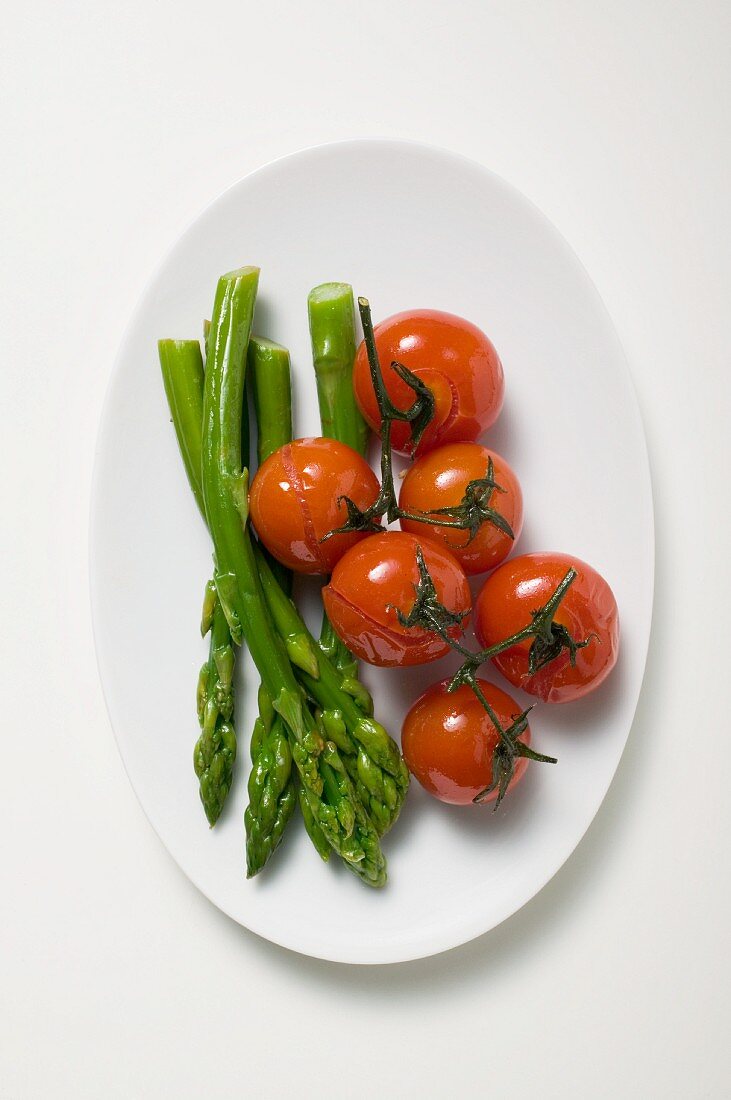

{"left": 158, "top": 271, "right": 408, "bottom": 887}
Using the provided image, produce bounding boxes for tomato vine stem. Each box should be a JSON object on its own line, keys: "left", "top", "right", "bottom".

{"left": 394, "top": 549, "right": 596, "bottom": 806}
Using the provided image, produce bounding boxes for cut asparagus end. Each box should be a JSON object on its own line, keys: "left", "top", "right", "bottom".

{"left": 249, "top": 334, "right": 288, "bottom": 353}
{"left": 308, "top": 282, "right": 357, "bottom": 371}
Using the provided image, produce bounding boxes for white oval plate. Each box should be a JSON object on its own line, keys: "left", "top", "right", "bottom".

{"left": 91, "top": 140, "right": 653, "bottom": 964}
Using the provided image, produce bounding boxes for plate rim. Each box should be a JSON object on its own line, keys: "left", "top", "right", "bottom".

{"left": 89, "top": 137, "right": 655, "bottom": 964}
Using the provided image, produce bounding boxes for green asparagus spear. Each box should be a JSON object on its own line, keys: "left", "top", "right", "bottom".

{"left": 159, "top": 338, "right": 241, "bottom": 825}
{"left": 247, "top": 334, "right": 329, "bottom": 867}
{"left": 194, "top": 583, "right": 236, "bottom": 824}
{"left": 250, "top": 545, "right": 319, "bottom": 678}
{"left": 317, "top": 616, "right": 372, "bottom": 710}
{"left": 200, "top": 269, "right": 294, "bottom": 711}
{"left": 248, "top": 336, "right": 293, "bottom": 596}
{"left": 307, "top": 283, "right": 405, "bottom": 851}
{"left": 201, "top": 268, "right": 386, "bottom": 886}
{"left": 249, "top": 336, "right": 293, "bottom": 462}
{"left": 244, "top": 685, "right": 296, "bottom": 876}
{"left": 308, "top": 283, "right": 369, "bottom": 454}
{"left": 298, "top": 784, "right": 331, "bottom": 862}
{"left": 307, "top": 284, "right": 374, "bottom": 709}
{"left": 159, "top": 340, "right": 207, "bottom": 520}
{"left": 247, "top": 336, "right": 319, "bottom": 679}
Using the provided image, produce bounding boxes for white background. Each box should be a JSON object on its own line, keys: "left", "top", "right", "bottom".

{"left": 2, "top": 1, "right": 729, "bottom": 1096}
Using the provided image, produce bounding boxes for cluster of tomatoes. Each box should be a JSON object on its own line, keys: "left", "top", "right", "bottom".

{"left": 250, "top": 308, "right": 619, "bottom": 808}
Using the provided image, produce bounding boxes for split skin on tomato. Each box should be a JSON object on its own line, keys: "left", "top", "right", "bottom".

{"left": 248, "top": 437, "right": 380, "bottom": 575}
{"left": 402, "top": 679, "right": 531, "bottom": 805}
{"left": 399, "top": 442, "right": 523, "bottom": 575}
{"left": 322, "top": 531, "right": 471, "bottom": 667}
{"left": 474, "top": 552, "right": 620, "bottom": 703}
{"left": 352, "top": 309, "right": 505, "bottom": 456}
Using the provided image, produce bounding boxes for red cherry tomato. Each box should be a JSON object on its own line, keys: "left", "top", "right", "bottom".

{"left": 399, "top": 443, "right": 523, "bottom": 575}
{"left": 249, "top": 437, "right": 380, "bottom": 575}
{"left": 474, "top": 552, "right": 619, "bottom": 703}
{"left": 322, "top": 531, "right": 471, "bottom": 667}
{"left": 402, "top": 679, "right": 531, "bottom": 805}
{"left": 353, "top": 309, "right": 504, "bottom": 456}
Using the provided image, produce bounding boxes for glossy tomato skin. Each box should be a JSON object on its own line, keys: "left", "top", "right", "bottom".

{"left": 249, "top": 437, "right": 380, "bottom": 575}
{"left": 353, "top": 310, "right": 505, "bottom": 456}
{"left": 474, "top": 552, "right": 619, "bottom": 703}
{"left": 399, "top": 443, "right": 523, "bottom": 575}
{"left": 322, "top": 531, "right": 471, "bottom": 667}
{"left": 402, "top": 679, "right": 530, "bottom": 805}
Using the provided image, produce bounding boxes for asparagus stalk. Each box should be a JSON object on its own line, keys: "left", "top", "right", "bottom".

{"left": 159, "top": 340, "right": 206, "bottom": 519}
{"left": 195, "top": 583, "right": 236, "bottom": 824}
{"left": 307, "top": 283, "right": 374, "bottom": 709}
{"left": 249, "top": 336, "right": 293, "bottom": 465}
{"left": 298, "top": 785, "right": 332, "bottom": 861}
{"left": 244, "top": 685, "right": 296, "bottom": 876}
{"left": 201, "top": 269, "right": 386, "bottom": 886}
{"left": 248, "top": 336, "right": 294, "bottom": 596}
{"left": 159, "top": 338, "right": 242, "bottom": 825}
{"left": 245, "top": 335, "right": 325, "bottom": 872}
{"left": 200, "top": 269, "right": 295, "bottom": 713}
{"left": 308, "top": 283, "right": 369, "bottom": 454}
{"left": 248, "top": 337, "right": 319, "bottom": 680}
